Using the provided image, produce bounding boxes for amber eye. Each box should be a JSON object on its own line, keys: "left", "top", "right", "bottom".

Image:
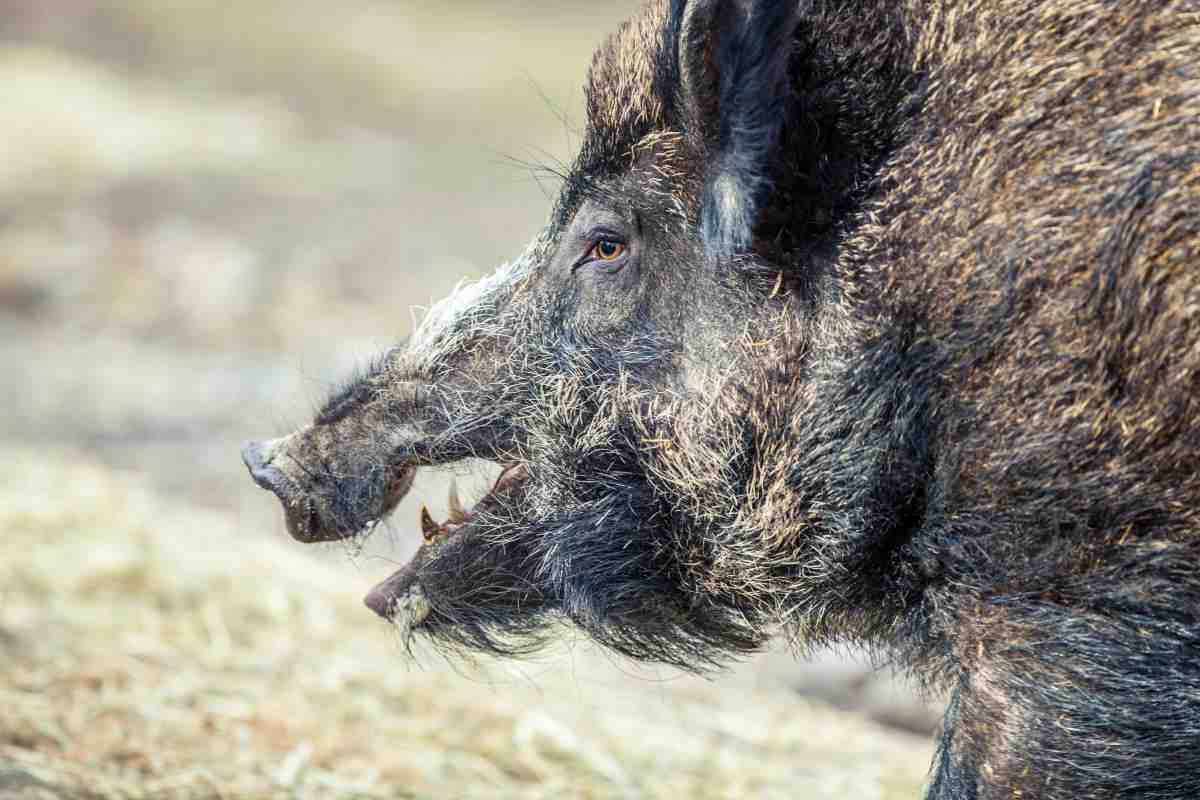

{"left": 591, "top": 239, "right": 626, "bottom": 262}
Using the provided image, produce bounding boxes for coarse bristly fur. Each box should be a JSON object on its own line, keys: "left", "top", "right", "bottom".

{"left": 243, "top": 1, "right": 1200, "bottom": 797}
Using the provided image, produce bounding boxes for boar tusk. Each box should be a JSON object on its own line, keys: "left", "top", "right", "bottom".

{"left": 420, "top": 505, "right": 440, "bottom": 542}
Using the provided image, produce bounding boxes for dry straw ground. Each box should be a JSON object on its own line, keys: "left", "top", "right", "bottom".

{"left": 0, "top": 449, "right": 932, "bottom": 799}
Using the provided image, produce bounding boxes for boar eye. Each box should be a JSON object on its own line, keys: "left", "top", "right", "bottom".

{"left": 592, "top": 239, "right": 625, "bottom": 261}
{"left": 583, "top": 238, "right": 627, "bottom": 273}
{"left": 571, "top": 221, "right": 631, "bottom": 276}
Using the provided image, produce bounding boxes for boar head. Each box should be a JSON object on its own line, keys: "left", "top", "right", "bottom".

{"left": 244, "top": 0, "right": 920, "bottom": 670}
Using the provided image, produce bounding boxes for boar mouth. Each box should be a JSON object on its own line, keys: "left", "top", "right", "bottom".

{"left": 413, "top": 462, "right": 529, "bottom": 543}
{"left": 363, "top": 461, "right": 530, "bottom": 623}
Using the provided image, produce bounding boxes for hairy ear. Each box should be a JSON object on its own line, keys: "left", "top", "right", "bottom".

{"left": 675, "top": 0, "right": 799, "bottom": 257}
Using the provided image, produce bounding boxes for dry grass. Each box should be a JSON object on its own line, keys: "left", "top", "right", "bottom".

{"left": 0, "top": 449, "right": 933, "bottom": 799}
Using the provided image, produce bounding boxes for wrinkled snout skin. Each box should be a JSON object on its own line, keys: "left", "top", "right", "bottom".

{"left": 246, "top": 1, "right": 1200, "bottom": 798}
{"left": 241, "top": 435, "right": 416, "bottom": 543}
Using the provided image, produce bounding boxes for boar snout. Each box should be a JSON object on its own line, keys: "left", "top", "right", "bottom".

{"left": 241, "top": 437, "right": 320, "bottom": 542}
{"left": 243, "top": 431, "right": 421, "bottom": 544}
{"left": 241, "top": 438, "right": 288, "bottom": 496}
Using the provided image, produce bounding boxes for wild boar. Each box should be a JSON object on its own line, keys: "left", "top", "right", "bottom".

{"left": 244, "top": 0, "right": 1200, "bottom": 796}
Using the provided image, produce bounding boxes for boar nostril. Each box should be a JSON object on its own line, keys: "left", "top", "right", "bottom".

{"left": 242, "top": 440, "right": 286, "bottom": 496}
{"left": 242, "top": 440, "right": 268, "bottom": 471}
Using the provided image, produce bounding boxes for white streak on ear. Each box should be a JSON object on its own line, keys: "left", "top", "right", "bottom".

{"left": 407, "top": 240, "right": 538, "bottom": 369}
{"left": 703, "top": 171, "right": 754, "bottom": 257}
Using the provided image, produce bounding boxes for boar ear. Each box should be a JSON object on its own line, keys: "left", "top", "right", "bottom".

{"left": 675, "top": 0, "right": 798, "bottom": 257}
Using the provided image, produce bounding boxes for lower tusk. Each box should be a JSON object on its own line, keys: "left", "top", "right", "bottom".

{"left": 420, "top": 505, "right": 440, "bottom": 542}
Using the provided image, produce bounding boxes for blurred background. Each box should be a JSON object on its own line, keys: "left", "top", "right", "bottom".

{"left": 0, "top": 1, "right": 937, "bottom": 797}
